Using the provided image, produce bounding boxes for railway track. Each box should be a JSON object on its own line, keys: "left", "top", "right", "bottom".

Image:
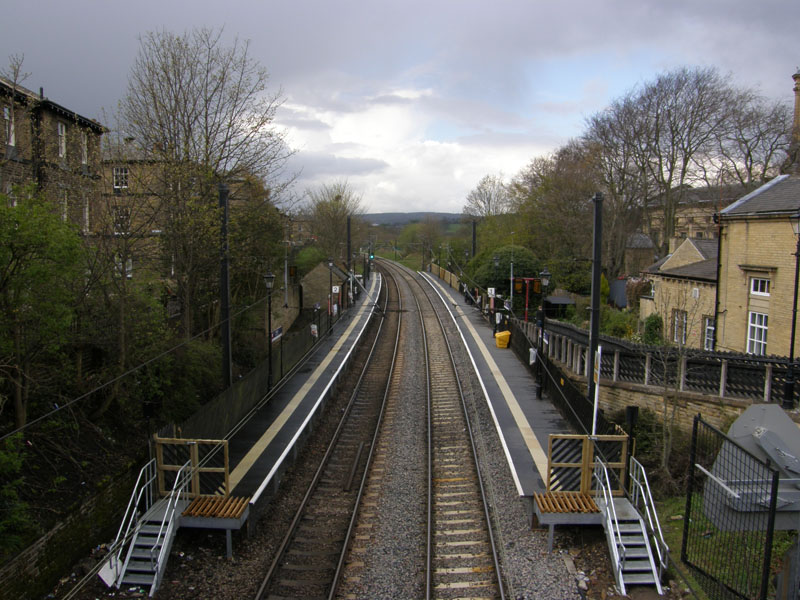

{"left": 253, "top": 271, "right": 399, "bottom": 600}
{"left": 381, "top": 261, "right": 505, "bottom": 600}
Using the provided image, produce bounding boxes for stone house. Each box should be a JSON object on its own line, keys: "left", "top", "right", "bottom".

{"left": 0, "top": 75, "right": 104, "bottom": 231}
{"left": 640, "top": 237, "right": 718, "bottom": 350}
{"left": 714, "top": 69, "right": 800, "bottom": 356}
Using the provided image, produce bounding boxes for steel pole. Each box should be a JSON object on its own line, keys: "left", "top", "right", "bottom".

{"left": 784, "top": 232, "right": 800, "bottom": 408}
{"left": 587, "top": 193, "right": 603, "bottom": 407}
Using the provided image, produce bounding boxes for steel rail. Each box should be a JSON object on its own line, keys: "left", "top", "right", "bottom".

{"left": 253, "top": 267, "right": 399, "bottom": 600}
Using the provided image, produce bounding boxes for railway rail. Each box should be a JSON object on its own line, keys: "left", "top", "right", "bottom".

{"left": 253, "top": 272, "right": 399, "bottom": 600}
{"left": 379, "top": 261, "right": 505, "bottom": 600}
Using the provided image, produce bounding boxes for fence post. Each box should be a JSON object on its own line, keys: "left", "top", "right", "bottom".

{"left": 613, "top": 350, "right": 620, "bottom": 382}
{"left": 680, "top": 356, "right": 687, "bottom": 391}
{"left": 644, "top": 353, "right": 651, "bottom": 386}
{"left": 764, "top": 363, "right": 772, "bottom": 402}
{"left": 584, "top": 346, "right": 590, "bottom": 378}
{"left": 720, "top": 359, "right": 727, "bottom": 397}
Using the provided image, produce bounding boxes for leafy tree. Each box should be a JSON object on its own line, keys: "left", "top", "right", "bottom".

{"left": 0, "top": 191, "right": 82, "bottom": 429}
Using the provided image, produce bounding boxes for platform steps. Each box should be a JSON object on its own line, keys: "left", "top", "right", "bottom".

{"left": 611, "top": 501, "right": 662, "bottom": 591}
{"left": 119, "top": 501, "right": 180, "bottom": 593}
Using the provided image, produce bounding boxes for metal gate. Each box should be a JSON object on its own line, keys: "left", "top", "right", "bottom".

{"left": 683, "top": 416, "right": 779, "bottom": 600}
{"left": 546, "top": 434, "right": 628, "bottom": 495}
{"left": 154, "top": 436, "right": 230, "bottom": 498}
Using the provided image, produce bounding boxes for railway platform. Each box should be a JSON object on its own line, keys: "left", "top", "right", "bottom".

{"left": 421, "top": 270, "right": 572, "bottom": 498}
{"left": 226, "top": 272, "right": 382, "bottom": 511}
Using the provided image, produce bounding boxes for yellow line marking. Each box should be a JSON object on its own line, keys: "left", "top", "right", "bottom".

{"left": 229, "top": 289, "right": 375, "bottom": 490}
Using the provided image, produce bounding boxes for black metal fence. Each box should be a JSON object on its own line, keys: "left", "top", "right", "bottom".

{"left": 683, "top": 416, "right": 779, "bottom": 600}
{"left": 538, "top": 319, "right": 798, "bottom": 404}
{"left": 508, "top": 319, "right": 618, "bottom": 436}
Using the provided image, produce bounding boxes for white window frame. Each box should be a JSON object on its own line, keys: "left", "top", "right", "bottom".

{"left": 81, "top": 131, "right": 88, "bottom": 165}
{"left": 703, "top": 316, "right": 715, "bottom": 351}
{"left": 750, "top": 277, "right": 770, "bottom": 296}
{"left": 82, "top": 195, "right": 90, "bottom": 234}
{"left": 673, "top": 309, "right": 687, "bottom": 345}
{"left": 113, "top": 166, "right": 128, "bottom": 191}
{"left": 747, "top": 311, "right": 768, "bottom": 356}
{"left": 57, "top": 121, "right": 67, "bottom": 158}
{"left": 4, "top": 106, "right": 14, "bottom": 146}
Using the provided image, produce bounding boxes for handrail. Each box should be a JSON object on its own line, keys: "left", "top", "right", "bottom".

{"left": 109, "top": 459, "right": 157, "bottom": 585}
{"left": 629, "top": 457, "right": 669, "bottom": 577}
{"left": 594, "top": 460, "right": 627, "bottom": 593}
{"left": 150, "top": 460, "right": 191, "bottom": 589}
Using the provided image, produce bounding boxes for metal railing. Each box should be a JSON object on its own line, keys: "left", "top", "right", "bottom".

{"left": 104, "top": 459, "right": 157, "bottom": 584}
{"left": 149, "top": 460, "right": 191, "bottom": 593}
{"left": 594, "top": 459, "right": 627, "bottom": 594}
{"left": 629, "top": 456, "right": 669, "bottom": 580}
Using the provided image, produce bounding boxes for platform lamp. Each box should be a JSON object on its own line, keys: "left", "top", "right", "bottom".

{"left": 784, "top": 212, "right": 800, "bottom": 409}
{"left": 264, "top": 271, "right": 275, "bottom": 392}
{"left": 491, "top": 255, "right": 499, "bottom": 332}
{"left": 536, "top": 268, "right": 551, "bottom": 400}
{"left": 328, "top": 257, "right": 334, "bottom": 332}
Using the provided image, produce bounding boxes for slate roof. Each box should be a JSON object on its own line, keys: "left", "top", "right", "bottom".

{"left": 657, "top": 258, "right": 717, "bottom": 282}
{"left": 721, "top": 175, "right": 800, "bottom": 217}
{"left": 693, "top": 238, "right": 718, "bottom": 260}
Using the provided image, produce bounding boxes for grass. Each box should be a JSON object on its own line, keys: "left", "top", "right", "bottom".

{"left": 656, "top": 494, "right": 795, "bottom": 599}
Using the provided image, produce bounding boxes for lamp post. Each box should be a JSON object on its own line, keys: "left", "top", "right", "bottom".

{"left": 510, "top": 232, "right": 515, "bottom": 310}
{"left": 492, "top": 255, "right": 499, "bottom": 333}
{"left": 328, "top": 257, "right": 334, "bottom": 332}
{"left": 536, "top": 268, "right": 551, "bottom": 400}
{"left": 784, "top": 213, "right": 800, "bottom": 409}
{"left": 264, "top": 271, "right": 275, "bottom": 392}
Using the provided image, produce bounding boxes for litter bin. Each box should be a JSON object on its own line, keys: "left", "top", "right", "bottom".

{"left": 494, "top": 330, "right": 511, "bottom": 348}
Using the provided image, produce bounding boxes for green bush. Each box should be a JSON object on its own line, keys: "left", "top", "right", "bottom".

{"left": 0, "top": 434, "right": 36, "bottom": 560}
{"left": 295, "top": 246, "right": 326, "bottom": 277}
{"left": 643, "top": 313, "right": 664, "bottom": 345}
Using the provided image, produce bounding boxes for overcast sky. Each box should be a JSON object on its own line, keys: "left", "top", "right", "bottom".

{"left": 2, "top": 1, "right": 798, "bottom": 214}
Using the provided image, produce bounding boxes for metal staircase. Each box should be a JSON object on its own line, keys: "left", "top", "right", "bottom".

{"left": 594, "top": 457, "right": 668, "bottom": 596}
{"left": 99, "top": 459, "right": 191, "bottom": 597}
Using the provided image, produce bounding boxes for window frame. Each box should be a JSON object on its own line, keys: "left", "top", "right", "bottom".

{"left": 57, "top": 121, "right": 67, "bottom": 158}
{"left": 747, "top": 311, "right": 768, "bottom": 356}
{"left": 3, "top": 106, "right": 14, "bottom": 146}
{"left": 703, "top": 316, "right": 715, "bottom": 351}
{"left": 81, "top": 131, "right": 88, "bottom": 165}
{"left": 113, "top": 166, "right": 129, "bottom": 191}
{"left": 750, "top": 277, "right": 770, "bottom": 296}
{"left": 672, "top": 309, "right": 688, "bottom": 345}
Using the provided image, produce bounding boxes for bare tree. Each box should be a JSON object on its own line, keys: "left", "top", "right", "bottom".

{"left": 117, "top": 27, "right": 293, "bottom": 337}
{"left": 463, "top": 174, "right": 511, "bottom": 218}
{"left": 305, "top": 180, "right": 365, "bottom": 260}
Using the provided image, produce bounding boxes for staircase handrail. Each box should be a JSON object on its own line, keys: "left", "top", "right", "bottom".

{"left": 108, "top": 459, "right": 157, "bottom": 584}
{"left": 594, "top": 459, "right": 627, "bottom": 591}
{"left": 149, "top": 460, "right": 191, "bottom": 591}
{"left": 629, "top": 456, "right": 669, "bottom": 578}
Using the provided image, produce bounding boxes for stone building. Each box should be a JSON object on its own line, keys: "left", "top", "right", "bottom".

{"left": 640, "top": 237, "right": 718, "bottom": 350}
{"left": 715, "top": 69, "right": 800, "bottom": 356}
{"left": 0, "top": 75, "right": 104, "bottom": 230}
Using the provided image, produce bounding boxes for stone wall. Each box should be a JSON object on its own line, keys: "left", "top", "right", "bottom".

{"left": 0, "top": 467, "right": 138, "bottom": 600}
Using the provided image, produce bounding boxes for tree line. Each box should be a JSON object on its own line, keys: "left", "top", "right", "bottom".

{"left": 463, "top": 66, "right": 792, "bottom": 290}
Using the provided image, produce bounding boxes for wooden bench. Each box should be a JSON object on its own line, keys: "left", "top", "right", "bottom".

{"left": 533, "top": 491, "right": 603, "bottom": 552}
{"left": 180, "top": 496, "right": 250, "bottom": 558}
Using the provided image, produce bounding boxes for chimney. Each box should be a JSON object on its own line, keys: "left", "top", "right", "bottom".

{"left": 793, "top": 68, "right": 800, "bottom": 148}
{"left": 783, "top": 69, "right": 800, "bottom": 174}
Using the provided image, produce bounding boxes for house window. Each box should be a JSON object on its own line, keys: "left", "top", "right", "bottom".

{"left": 61, "top": 189, "right": 68, "bottom": 222}
{"left": 672, "top": 309, "right": 687, "bottom": 345}
{"left": 3, "top": 106, "right": 14, "bottom": 146}
{"left": 703, "top": 316, "right": 715, "bottom": 351}
{"left": 82, "top": 196, "right": 90, "bottom": 234}
{"left": 113, "top": 206, "right": 131, "bottom": 235}
{"left": 81, "top": 131, "right": 88, "bottom": 165}
{"left": 113, "top": 167, "right": 128, "bottom": 191}
{"left": 115, "top": 254, "right": 133, "bottom": 279}
{"left": 747, "top": 311, "right": 768, "bottom": 355}
{"left": 750, "top": 277, "right": 770, "bottom": 296}
{"left": 57, "top": 122, "right": 67, "bottom": 158}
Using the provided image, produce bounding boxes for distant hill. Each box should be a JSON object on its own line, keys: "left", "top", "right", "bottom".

{"left": 364, "top": 212, "right": 462, "bottom": 226}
